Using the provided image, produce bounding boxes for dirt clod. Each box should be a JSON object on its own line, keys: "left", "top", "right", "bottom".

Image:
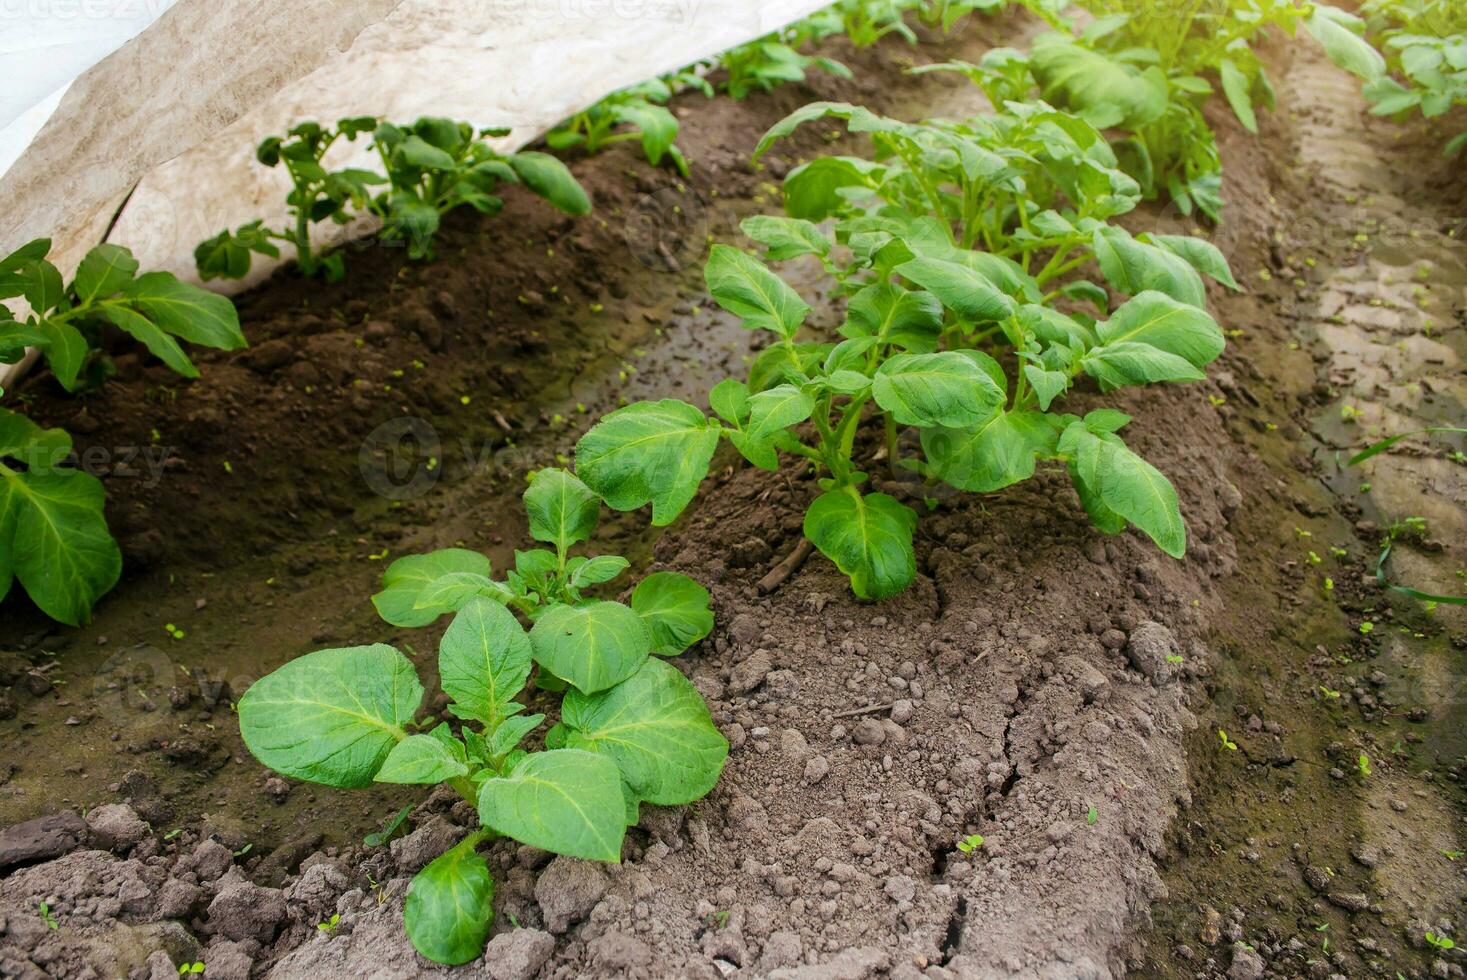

{"left": 534, "top": 855, "right": 609, "bottom": 934}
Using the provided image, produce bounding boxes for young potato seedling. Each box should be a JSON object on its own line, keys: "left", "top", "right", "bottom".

{"left": 3, "top": 238, "right": 246, "bottom": 392}
{"left": 547, "top": 72, "right": 712, "bottom": 177}
{"left": 238, "top": 468, "right": 725, "bottom": 965}
{"left": 574, "top": 102, "right": 1232, "bottom": 600}
{"left": 198, "top": 116, "right": 589, "bottom": 280}
{"left": 369, "top": 118, "right": 590, "bottom": 260}
{"left": 196, "top": 117, "right": 382, "bottom": 281}
{"left": 716, "top": 26, "right": 853, "bottom": 99}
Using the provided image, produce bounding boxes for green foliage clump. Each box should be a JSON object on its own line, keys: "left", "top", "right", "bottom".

{"left": 928, "top": 0, "right": 1383, "bottom": 220}
{"left": 238, "top": 468, "right": 725, "bottom": 965}
{"left": 573, "top": 100, "right": 1234, "bottom": 600}
{"left": 548, "top": 71, "right": 713, "bottom": 177}
{"left": 198, "top": 116, "right": 590, "bottom": 282}
{"left": 1, "top": 236, "right": 244, "bottom": 624}
{"left": 1361, "top": 0, "right": 1467, "bottom": 155}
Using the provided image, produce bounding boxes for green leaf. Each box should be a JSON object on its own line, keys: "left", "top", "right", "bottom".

{"left": 3, "top": 468, "right": 121, "bottom": 625}
{"left": 921, "top": 410, "right": 1058, "bottom": 493}
{"left": 1029, "top": 38, "right": 1168, "bottom": 129}
{"left": 0, "top": 239, "right": 50, "bottom": 299}
{"left": 375, "top": 733, "right": 469, "bottom": 784}
{"left": 575, "top": 400, "right": 719, "bottom": 525}
{"left": 73, "top": 244, "right": 139, "bottom": 303}
{"left": 487, "top": 713, "right": 544, "bottom": 757}
{"left": 708, "top": 378, "right": 750, "bottom": 426}
{"left": 1218, "top": 59, "right": 1258, "bottom": 135}
{"left": 630, "top": 570, "right": 713, "bottom": 655}
{"left": 740, "top": 215, "right": 830, "bottom": 260}
{"left": 396, "top": 134, "right": 458, "bottom": 170}
{"left": 35, "top": 319, "right": 90, "bottom": 391}
{"left": 1092, "top": 227, "right": 1206, "bottom": 308}
{"left": 414, "top": 571, "right": 511, "bottom": 611}
{"left": 1148, "top": 235, "right": 1239, "bottom": 290}
{"left": 403, "top": 836, "right": 494, "bottom": 966}
{"left": 1097, "top": 291, "right": 1225, "bottom": 367}
{"left": 780, "top": 156, "right": 882, "bottom": 220}
{"left": 1081, "top": 341, "right": 1206, "bottom": 389}
{"left": 842, "top": 283, "right": 943, "bottom": 353}
{"left": 524, "top": 467, "right": 600, "bottom": 553}
{"left": 613, "top": 101, "right": 679, "bottom": 166}
{"left": 373, "top": 548, "right": 493, "bottom": 627}
{"left": 803, "top": 487, "right": 917, "bottom": 600}
{"left": 1023, "top": 365, "right": 1069, "bottom": 410}
{"left": 569, "top": 555, "right": 630, "bottom": 588}
{"left": 1060, "top": 422, "right": 1186, "bottom": 558}
{"left": 894, "top": 257, "right": 1016, "bottom": 322}
{"left": 118, "top": 272, "right": 245, "bottom": 351}
{"left": 562, "top": 658, "right": 728, "bottom": 805}
{"left": 439, "top": 598, "right": 533, "bottom": 726}
{"left": 1017, "top": 304, "right": 1095, "bottom": 348}
{"left": 101, "top": 305, "right": 198, "bottom": 378}
{"left": 237, "top": 645, "right": 423, "bottom": 788}
{"left": 747, "top": 342, "right": 828, "bottom": 392}
{"left": 20, "top": 261, "right": 64, "bottom": 314}
{"left": 477, "top": 748, "right": 627, "bottom": 861}
{"left": 530, "top": 600, "right": 651, "bottom": 693}
{"left": 872, "top": 351, "right": 1004, "bottom": 428}
{"left": 509, "top": 151, "right": 591, "bottom": 215}
{"left": 1306, "top": 5, "right": 1385, "bottom": 82}
{"left": 704, "top": 244, "right": 810, "bottom": 339}
{"left": 728, "top": 383, "right": 814, "bottom": 470}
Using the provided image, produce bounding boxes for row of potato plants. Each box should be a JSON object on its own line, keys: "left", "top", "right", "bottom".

{"left": 1358, "top": 0, "right": 1467, "bottom": 155}
{"left": 198, "top": 116, "right": 590, "bottom": 282}
{"left": 931, "top": 0, "right": 1386, "bottom": 221}
{"left": 544, "top": 0, "right": 1004, "bottom": 174}
{"left": 0, "top": 115, "right": 595, "bottom": 627}
{"left": 573, "top": 100, "right": 1235, "bottom": 598}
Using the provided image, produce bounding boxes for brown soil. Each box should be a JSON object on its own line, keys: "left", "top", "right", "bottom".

{"left": 1, "top": 9, "right": 1464, "bottom": 980}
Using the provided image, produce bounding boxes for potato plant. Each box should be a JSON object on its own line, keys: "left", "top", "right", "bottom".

{"left": 0, "top": 238, "right": 243, "bottom": 624}
{"left": 716, "top": 28, "right": 852, "bottom": 99}
{"left": 3, "top": 238, "right": 246, "bottom": 392}
{"left": 1361, "top": 0, "right": 1467, "bottom": 155}
{"left": 238, "top": 468, "right": 725, "bottom": 965}
{"left": 195, "top": 117, "right": 382, "bottom": 281}
{"left": 931, "top": 0, "right": 1384, "bottom": 219}
{"left": 198, "top": 117, "right": 589, "bottom": 280}
{"left": 573, "top": 102, "right": 1234, "bottom": 599}
{"left": 805, "top": 0, "right": 1004, "bottom": 47}
{"left": 547, "top": 72, "right": 712, "bottom": 177}
{"left": 0, "top": 408, "right": 120, "bottom": 626}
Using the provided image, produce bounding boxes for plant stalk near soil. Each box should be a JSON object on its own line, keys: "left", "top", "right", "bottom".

{"left": 238, "top": 468, "right": 726, "bottom": 965}
{"left": 573, "top": 100, "right": 1237, "bottom": 600}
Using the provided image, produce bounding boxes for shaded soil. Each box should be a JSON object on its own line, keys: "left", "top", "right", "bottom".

{"left": 0, "top": 9, "right": 1463, "bottom": 980}
{"left": 1130, "top": 38, "right": 1467, "bottom": 980}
